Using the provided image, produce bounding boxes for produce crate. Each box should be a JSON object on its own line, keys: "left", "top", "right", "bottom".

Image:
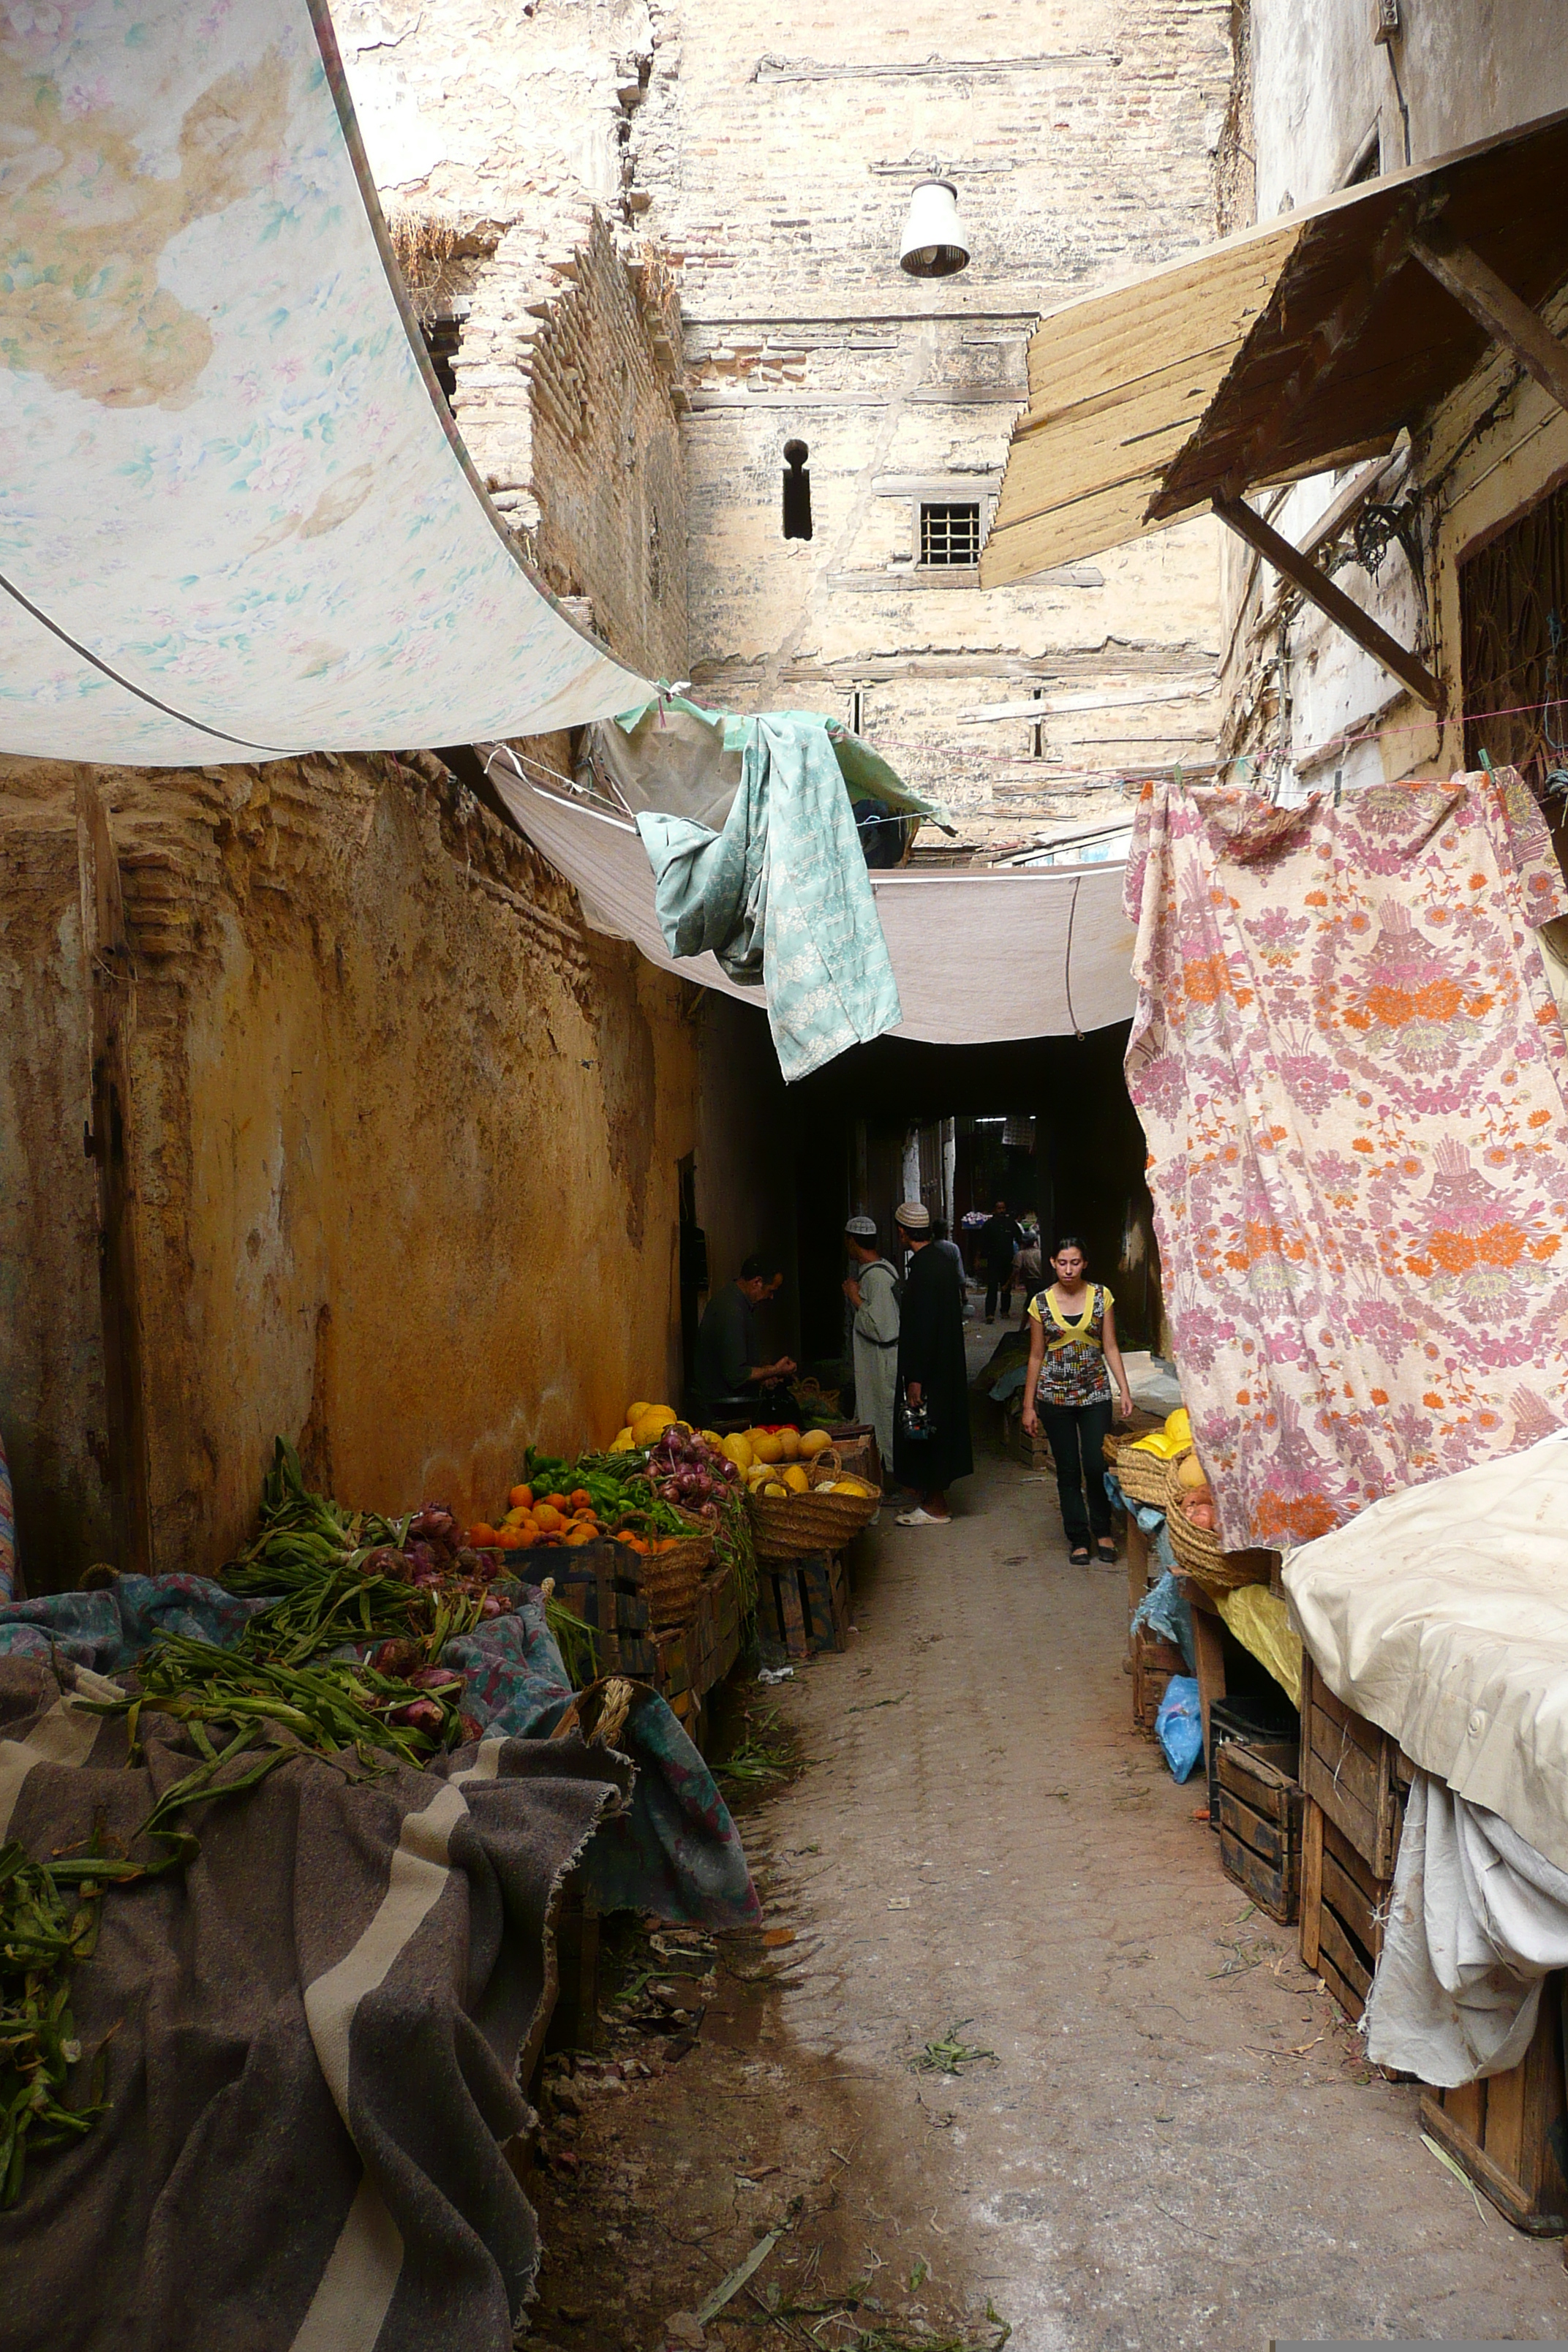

{"left": 758, "top": 1552, "right": 849, "bottom": 1660}
{"left": 688, "top": 1567, "right": 742, "bottom": 1697}
{"left": 1420, "top": 1977, "right": 1568, "bottom": 2234}
{"left": 1206, "top": 1690, "right": 1299, "bottom": 1824}
{"left": 1300, "top": 1799, "right": 1400, "bottom": 2025}
{"left": 829, "top": 1425, "right": 881, "bottom": 1489}
{"left": 1131, "top": 1624, "right": 1185, "bottom": 1735}
{"left": 1216, "top": 1740, "right": 1303, "bottom": 1923}
{"left": 652, "top": 1627, "right": 690, "bottom": 1703}
{"left": 1300, "top": 1655, "right": 1409, "bottom": 1880}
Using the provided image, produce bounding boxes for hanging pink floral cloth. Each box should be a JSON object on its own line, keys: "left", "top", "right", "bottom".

{"left": 1124, "top": 769, "right": 1568, "bottom": 1551}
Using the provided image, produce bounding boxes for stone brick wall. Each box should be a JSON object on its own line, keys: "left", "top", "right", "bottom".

{"left": 340, "top": 0, "right": 1237, "bottom": 840}
{"left": 643, "top": 0, "right": 1235, "bottom": 837}
{"left": 339, "top": 2, "right": 689, "bottom": 681}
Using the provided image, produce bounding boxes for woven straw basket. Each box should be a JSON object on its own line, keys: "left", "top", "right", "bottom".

{"left": 1162, "top": 1458, "right": 1271, "bottom": 1594}
{"left": 747, "top": 1446, "right": 881, "bottom": 1561}
{"left": 636, "top": 1515, "right": 715, "bottom": 1627}
{"left": 1115, "top": 1440, "right": 1177, "bottom": 1509}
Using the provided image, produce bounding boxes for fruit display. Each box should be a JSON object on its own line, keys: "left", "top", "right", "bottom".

{"left": 465, "top": 1409, "right": 745, "bottom": 1558}
{"left": 723, "top": 1424, "right": 876, "bottom": 1504}
{"left": 1127, "top": 1406, "right": 1193, "bottom": 1463}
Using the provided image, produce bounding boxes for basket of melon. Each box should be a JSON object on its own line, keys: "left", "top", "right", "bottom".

{"left": 728, "top": 1426, "right": 881, "bottom": 1561}
{"left": 1164, "top": 1450, "right": 1263, "bottom": 1591}
{"left": 1115, "top": 1408, "right": 1193, "bottom": 1507}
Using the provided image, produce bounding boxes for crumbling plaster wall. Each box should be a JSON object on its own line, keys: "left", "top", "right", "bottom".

{"left": 338, "top": 0, "right": 688, "bottom": 679}
{"left": 0, "top": 753, "right": 696, "bottom": 1589}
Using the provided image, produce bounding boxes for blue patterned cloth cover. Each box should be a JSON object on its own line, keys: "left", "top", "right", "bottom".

{"left": 0, "top": 1574, "right": 758, "bottom": 1929}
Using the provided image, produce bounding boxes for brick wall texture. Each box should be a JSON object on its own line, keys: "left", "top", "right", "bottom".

{"left": 342, "top": 0, "right": 1239, "bottom": 839}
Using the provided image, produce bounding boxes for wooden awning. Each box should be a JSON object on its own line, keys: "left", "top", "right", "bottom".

{"left": 982, "top": 107, "right": 1568, "bottom": 596}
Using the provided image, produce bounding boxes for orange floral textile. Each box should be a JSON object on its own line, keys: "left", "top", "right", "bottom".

{"left": 1124, "top": 771, "right": 1568, "bottom": 1551}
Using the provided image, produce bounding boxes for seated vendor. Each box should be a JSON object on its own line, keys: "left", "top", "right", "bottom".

{"left": 693, "top": 1252, "right": 796, "bottom": 1419}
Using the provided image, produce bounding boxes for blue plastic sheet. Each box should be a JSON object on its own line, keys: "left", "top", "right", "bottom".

{"left": 1131, "top": 1568, "right": 1196, "bottom": 1673}
{"left": 1156, "top": 1674, "right": 1205, "bottom": 1783}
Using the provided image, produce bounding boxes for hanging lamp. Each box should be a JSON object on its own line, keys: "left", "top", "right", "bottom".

{"left": 898, "top": 178, "right": 970, "bottom": 277}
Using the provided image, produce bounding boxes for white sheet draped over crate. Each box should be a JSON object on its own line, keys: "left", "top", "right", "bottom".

{"left": 1284, "top": 1431, "right": 1568, "bottom": 1880}
{"left": 489, "top": 772, "right": 1139, "bottom": 1044}
{"left": 1365, "top": 1771, "right": 1568, "bottom": 2086}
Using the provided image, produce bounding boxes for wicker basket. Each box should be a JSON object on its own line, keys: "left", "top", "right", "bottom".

{"left": 1162, "top": 1459, "right": 1271, "bottom": 1594}
{"left": 635, "top": 1514, "right": 715, "bottom": 1628}
{"left": 1115, "top": 1441, "right": 1177, "bottom": 1508}
{"left": 747, "top": 1446, "right": 881, "bottom": 1561}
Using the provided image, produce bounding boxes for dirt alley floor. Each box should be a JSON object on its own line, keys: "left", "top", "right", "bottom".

{"left": 524, "top": 1383, "right": 1568, "bottom": 2350}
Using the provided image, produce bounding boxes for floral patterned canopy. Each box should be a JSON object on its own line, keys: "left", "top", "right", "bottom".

{"left": 0, "top": 0, "right": 649, "bottom": 765}
{"left": 1126, "top": 769, "right": 1568, "bottom": 1553}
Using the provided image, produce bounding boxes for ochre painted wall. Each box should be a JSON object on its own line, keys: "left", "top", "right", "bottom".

{"left": 0, "top": 749, "right": 696, "bottom": 1589}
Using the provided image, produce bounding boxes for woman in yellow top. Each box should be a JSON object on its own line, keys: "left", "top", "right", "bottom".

{"left": 1021, "top": 1236, "right": 1134, "bottom": 1565}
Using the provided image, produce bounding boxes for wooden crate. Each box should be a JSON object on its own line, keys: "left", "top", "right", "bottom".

{"left": 1131, "top": 1624, "right": 1185, "bottom": 1735}
{"left": 1420, "top": 1976, "right": 1568, "bottom": 2234}
{"left": 1216, "top": 1740, "right": 1303, "bottom": 1923}
{"left": 758, "top": 1552, "right": 848, "bottom": 1659}
{"left": 1300, "top": 1800, "right": 1397, "bottom": 2024}
{"left": 1300, "top": 1654, "right": 1407, "bottom": 1879}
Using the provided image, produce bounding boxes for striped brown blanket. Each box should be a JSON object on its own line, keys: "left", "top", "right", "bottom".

{"left": 0, "top": 1654, "right": 630, "bottom": 2351}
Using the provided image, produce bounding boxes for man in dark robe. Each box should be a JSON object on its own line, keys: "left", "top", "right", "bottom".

{"left": 892, "top": 1201, "right": 973, "bottom": 1525}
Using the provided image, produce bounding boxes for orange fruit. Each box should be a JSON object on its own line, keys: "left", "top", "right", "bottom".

{"left": 568, "top": 1488, "right": 593, "bottom": 1511}
{"left": 565, "top": 1523, "right": 594, "bottom": 1546}
{"left": 533, "top": 1503, "right": 565, "bottom": 1533}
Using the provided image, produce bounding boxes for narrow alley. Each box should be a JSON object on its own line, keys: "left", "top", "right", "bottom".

{"left": 10, "top": 4, "right": 1568, "bottom": 2347}
{"left": 529, "top": 1408, "right": 1568, "bottom": 2350}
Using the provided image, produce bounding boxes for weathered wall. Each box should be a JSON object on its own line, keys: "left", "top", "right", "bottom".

{"left": 339, "top": 4, "right": 688, "bottom": 681}
{"left": 1250, "top": 0, "right": 1568, "bottom": 214}
{"left": 694, "top": 991, "right": 799, "bottom": 1362}
{"left": 656, "top": 0, "right": 1235, "bottom": 839}
{"left": 342, "top": 0, "right": 1237, "bottom": 844}
{"left": 0, "top": 753, "right": 696, "bottom": 1588}
{"left": 1218, "top": 2, "right": 1568, "bottom": 791}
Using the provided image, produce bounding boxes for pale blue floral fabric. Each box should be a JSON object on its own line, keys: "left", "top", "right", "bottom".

{"left": 0, "top": 0, "right": 647, "bottom": 764}
{"left": 637, "top": 711, "right": 903, "bottom": 1082}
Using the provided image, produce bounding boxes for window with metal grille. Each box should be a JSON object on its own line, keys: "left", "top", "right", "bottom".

{"left": 919, "top": 501, "right": 981, "bottom": 568}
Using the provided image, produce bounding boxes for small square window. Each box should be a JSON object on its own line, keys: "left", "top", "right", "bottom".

{"left": 919, "top": 501, "right": 981, "bottom": 568}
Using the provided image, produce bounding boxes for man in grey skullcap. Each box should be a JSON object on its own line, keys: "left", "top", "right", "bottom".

{"left": 843, "top": 1215, "right": 900, "bottom": 1482}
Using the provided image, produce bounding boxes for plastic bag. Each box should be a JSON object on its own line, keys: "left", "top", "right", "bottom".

{"left": 1156, "top": 1674, "right": 1204, "bottom": 1783}
{"left": 1131, "top": 1568, "right": 1195, "bottom": 1672}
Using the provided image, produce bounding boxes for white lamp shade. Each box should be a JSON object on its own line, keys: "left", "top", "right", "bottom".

{"left": 898, "top": 178, "right": 970, "bottom": 277}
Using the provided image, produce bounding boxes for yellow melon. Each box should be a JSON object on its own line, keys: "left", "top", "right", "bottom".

{"left": 723, "top": 1433, "right": 754, "bottom": 1472}
{"left": 751, "top": 1431, "right": 783, "bottom": 1464}
{"left": 1175, "top": 1452, "right": 1209, "bottom": 1490}
{"left": 777, "top": 1426, "right": 802, "bottom": 1460}
{"left": 762, "top": 1481, "right": 788, "bottom": 1499}
{"left": 608, "top": 1428, "right": 636, "bottom": 1453}
{"left": 798, "top": 1428, "right": 831, "bottom": 1457}
{"left": 630, "top": 1406, "right": 678, "bottom": 1447}
{"left": 782, "top": 1463, "right": 810, "bottom": 1494}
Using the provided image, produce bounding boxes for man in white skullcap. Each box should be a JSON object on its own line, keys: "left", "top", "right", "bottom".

{"left": 843, "top": 1215, "right": 900, "bottom": 1482}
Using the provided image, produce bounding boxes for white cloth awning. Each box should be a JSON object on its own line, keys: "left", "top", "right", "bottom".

{"left": 0, "top": 0, "right": 649, "bottom": 766}
{"left": 489, "top": 769, "right": 1137, "bottom": 1045}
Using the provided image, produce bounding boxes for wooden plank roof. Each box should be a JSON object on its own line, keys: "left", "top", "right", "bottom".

{"left": 981, "top": 108, "right": 1568, "bottom": 587}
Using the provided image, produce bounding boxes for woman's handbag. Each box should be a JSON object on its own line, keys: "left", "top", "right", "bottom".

{"left": 898, "top": 1395, "right": 935, "bottom": 1442}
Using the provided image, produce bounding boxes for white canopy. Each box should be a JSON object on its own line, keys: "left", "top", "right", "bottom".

{"left": 0, "top": 0, "right": 648, "bottom": 765}
{"left": 488, "top": 765, "right": 1137, "bottom": 1044}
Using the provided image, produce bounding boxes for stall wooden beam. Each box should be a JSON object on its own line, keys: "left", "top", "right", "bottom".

{"left": 1186, "top": 1584, "right": 1228, "bottom": 1771}
{"left": 1213, "top": 493, "right": 1444, "bottom": 710}
{"left": 1409, "top": 222, "right": 1568, "bottom": 420}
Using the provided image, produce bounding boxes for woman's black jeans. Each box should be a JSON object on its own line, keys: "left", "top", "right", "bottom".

{"left": 1037, "top": 1399, "right": 1115, "bottom": 1545}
